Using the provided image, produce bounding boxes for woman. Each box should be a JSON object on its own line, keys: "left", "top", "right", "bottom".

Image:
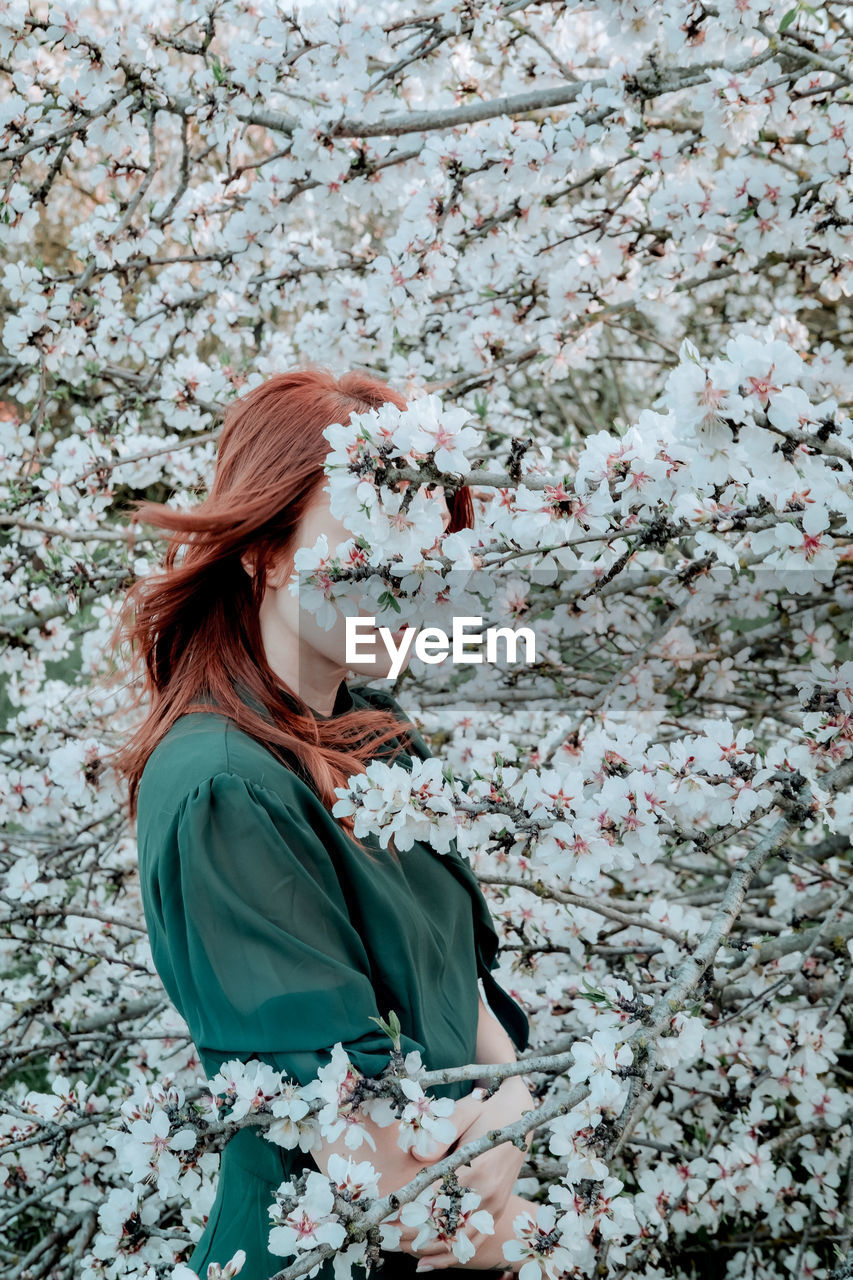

{"left": 110, "top": 367, "right": 539, "bottom": 1280}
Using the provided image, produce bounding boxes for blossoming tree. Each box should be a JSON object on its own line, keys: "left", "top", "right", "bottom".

{"left": 1, "top": 2, "right": 853, "bottom": 1280}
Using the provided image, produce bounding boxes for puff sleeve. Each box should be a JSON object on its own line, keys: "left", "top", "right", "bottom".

{"left": 159, "top": 771, "right": 428, "bottom": 1085}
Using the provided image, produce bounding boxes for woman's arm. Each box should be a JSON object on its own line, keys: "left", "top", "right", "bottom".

{"left": 474, "top": 986, "right": 527, "bottom": 1086}
{"left": 311, "top": 1107, "right": 538, "bottom": 1275}
{"left": 311, "top": 993, "right": 537, "bottom": 1257}
{"left": 465, "top": 986, "right": 536, "bottom": 1166}
{"left": 388, "top": 989, "right": 539, "bottom": 1270}
{"left": 409, "top": 988, "right": 536, "bottom": 1267}
{"left": 473, "top": 986, "right": 535, "bottom": 1127}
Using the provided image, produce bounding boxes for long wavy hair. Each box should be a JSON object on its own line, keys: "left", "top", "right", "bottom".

{"left": 105, "top": 365, "right": 474, "bottom": 857}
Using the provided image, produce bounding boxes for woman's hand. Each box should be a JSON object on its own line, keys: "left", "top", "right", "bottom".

{"left": 386, "top": 1086, "right": 489, "bottom": 1255}
{"left": 448, "top": 1075, "right": 535, "bottom": 1222}
{"left": 392, "top": 1076, "right": 537, "bottom": 1262}
{"left": 311, "top": 1086, "right": 487, "bottom": 1213}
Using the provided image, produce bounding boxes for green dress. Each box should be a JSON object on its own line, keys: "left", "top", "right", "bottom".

{"left": 136, "top": 680, "right": 529, "bottom": 1280}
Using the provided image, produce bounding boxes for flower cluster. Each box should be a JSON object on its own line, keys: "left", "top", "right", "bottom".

{"left": 398, "top": 1182, "right": 495, "bottom": 1266}
{"left": 332, "top": 756, "right": 460, "bottom": 853}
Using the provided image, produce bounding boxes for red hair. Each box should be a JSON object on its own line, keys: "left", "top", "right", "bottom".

{"left": 105, "top": 365, "right": 474, "bottom": 857}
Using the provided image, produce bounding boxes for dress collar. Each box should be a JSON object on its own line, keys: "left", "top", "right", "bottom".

{"left": 310, "top": 679, "right": 355, "bottom": 720}
{"left": 228, "top": 677, "right": 356, "bottom": 721}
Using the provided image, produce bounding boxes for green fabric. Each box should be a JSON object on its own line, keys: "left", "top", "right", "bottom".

{"left": 136, "top": 681, "right": 528, "bottom": 1280}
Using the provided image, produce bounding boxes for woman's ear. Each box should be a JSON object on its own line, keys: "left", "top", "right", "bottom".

{"left": 266, "top": 550, "right": 294, "bottom": 591}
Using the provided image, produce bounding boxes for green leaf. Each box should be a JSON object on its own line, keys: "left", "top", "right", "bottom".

{"left": 578, "top": 977, "right": 609, "bottom": 1004}
{"left": 778, "top": 7, "right": 798, "bottom": 30}
{"left": 368, "top": 1009, "right": 403, "bottom": 1052}
{"left": 377, "top": 591, "right": 402, "bottom": 614}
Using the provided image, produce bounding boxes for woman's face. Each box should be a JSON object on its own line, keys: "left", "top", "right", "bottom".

{"left": 249, "top": 480, "right": 452, "bottom": 684}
